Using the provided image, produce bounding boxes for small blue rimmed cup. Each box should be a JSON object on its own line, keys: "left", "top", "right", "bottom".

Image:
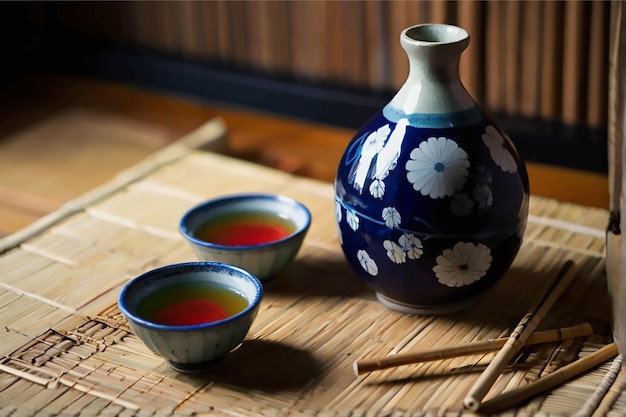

{"left": 118, "top": 262, "right": 263, "bottom": 373}
{"left": 179, "top": 193, "right": 311, "bottom": 282}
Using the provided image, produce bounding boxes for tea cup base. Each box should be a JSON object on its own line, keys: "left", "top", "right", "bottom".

{"left": 168, "top": 356, "right": 228, "bottom": 373}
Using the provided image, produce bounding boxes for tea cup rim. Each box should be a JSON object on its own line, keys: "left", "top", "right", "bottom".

{"left": 118, "top": 261, "right": 263, "bottom": 331}
{"left": 179, "top": 193, "right": 312, "bottom": 250}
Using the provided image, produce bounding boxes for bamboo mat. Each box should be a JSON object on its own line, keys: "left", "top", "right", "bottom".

{"left": 0, "top": 119, "right": 623, "bottom": 416}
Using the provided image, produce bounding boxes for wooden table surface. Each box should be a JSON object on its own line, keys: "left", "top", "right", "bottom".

{"left": 0, "top": 75, "right": 610, "bottom": 239}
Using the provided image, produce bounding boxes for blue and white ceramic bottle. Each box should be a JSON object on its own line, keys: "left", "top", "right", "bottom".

{"left": 334, "top": 24, "right": 529, "bottom": 315}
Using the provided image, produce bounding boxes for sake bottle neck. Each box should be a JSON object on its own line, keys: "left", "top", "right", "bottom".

{"left": 387, "top": 24, "right": 476, "bottom": 116}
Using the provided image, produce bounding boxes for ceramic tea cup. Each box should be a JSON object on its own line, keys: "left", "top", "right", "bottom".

{"left": 118, "top": 261, "right": 263, "bottom": 373}
{"left": 179, "top": 193, "right": 311, "bottom": 282}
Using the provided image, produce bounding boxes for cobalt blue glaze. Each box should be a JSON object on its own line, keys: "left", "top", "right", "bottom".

{"left": 334, "top": 24, "right": 529, "bottom": 315}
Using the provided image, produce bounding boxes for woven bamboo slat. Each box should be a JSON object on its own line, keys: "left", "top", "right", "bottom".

{"left": 0, "top": 120, "right": 622, "bottom": 416}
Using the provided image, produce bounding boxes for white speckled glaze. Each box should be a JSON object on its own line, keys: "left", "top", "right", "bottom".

{"left": 389, "top": 24, "right": 474, "bottom": 115}
{"left": 179, "top": 193, "right": 311, "bottom": 282}
{"left": 118, "top": 262, "right": 263, "bottom": 372}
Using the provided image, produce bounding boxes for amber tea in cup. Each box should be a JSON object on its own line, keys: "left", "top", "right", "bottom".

{"left": 194, "top": 211, "right": 296, "bottom": 246}
{"left": 179, "top": 193, "right": 312, "bottom": 281}
{"left": 118, "top": 262, "right": 263, "bottom": 372}
{"left": 138, "top": 282, "right": 249, "bottom": 326}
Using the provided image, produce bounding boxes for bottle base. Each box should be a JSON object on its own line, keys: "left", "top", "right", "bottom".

{"left": 375, "top": 293, "right": 476, "bottom": 315}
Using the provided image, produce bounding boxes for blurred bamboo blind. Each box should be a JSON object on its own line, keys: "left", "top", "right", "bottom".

{"left": 49, "top": 0, "right": 610, "bottom": 127}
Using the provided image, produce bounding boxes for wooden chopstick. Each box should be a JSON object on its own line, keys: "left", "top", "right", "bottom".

{"left": 477, "top": 343, "right": 619, "bottom": 414}
{"left": 463, "top": 260, "right": 579, "bottom": 411}
{"left": 353, "top": 322, "right": 593, "bottom": 375}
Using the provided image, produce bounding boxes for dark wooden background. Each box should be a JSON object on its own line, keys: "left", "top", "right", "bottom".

{"left": 0, "top": 1, "right": 612, "bottom": 173}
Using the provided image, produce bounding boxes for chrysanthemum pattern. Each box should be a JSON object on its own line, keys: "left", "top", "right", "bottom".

{"left": 433, "top": 242, "right": 492, "bottom": 287}
{"left": 482, "top": 125, "right": 518, "bottom": 173}
{"left": 405, "top": 136, "right": 469, "bottom": 199}
{"left": 338, "top": 124, "right": 519, "bottom": 283}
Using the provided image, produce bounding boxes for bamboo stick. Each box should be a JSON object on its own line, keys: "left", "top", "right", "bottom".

{"left": 353, "top": 323, "right": 593, "bottom": 375}
{"left": 463, "top": 260, "right": 579, "bottom": 411}
{"left": 478, "top": 343, "right": 619, "bottom": 414}
{"left": 572, "top": 353, "right": 623, "bottom": 417}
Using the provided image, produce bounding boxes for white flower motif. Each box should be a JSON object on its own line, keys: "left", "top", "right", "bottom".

{"left": 482, "top": 125, "right": 518, "bottom": 173}
{"left": 382, "top": 207, "right": 401, "bottom": 228}
{"left": 347, "top": 209, "right": 360, "bottom": 231}
{"left": 451, "top": 193, "right": 474, "bottom": 216}
{"left": 352, "top": 124, "right": 390, "bottom": 193}
{"left": 358, "top": 250, "right": 379, "bottom": 276}
{"left": 335, "top": 201, "right": 343, "bottom": 223}
{"left": 405, "top": 137, "right": 469, "bottom": 199}
{"left": 384, "top": 240, "right": 406, "bottom": 264}
{"left": 399, "top": 233, "right": 423, "bottom": 259}
{"left": 433, "top": 242, "right": 492, "bottom": 287}
{"left": 473, "top": 183, "right": 493, "bottom": 209}
{"left": 369, "top": 179, "right": 385, "bottom": 199}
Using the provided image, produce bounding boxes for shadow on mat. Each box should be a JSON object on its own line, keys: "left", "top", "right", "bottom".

{"left": 262, "top": 254, "right": 370, "bottom": 300}
{"left": 190, "top": 339, "right": 323, "bottom": 392}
